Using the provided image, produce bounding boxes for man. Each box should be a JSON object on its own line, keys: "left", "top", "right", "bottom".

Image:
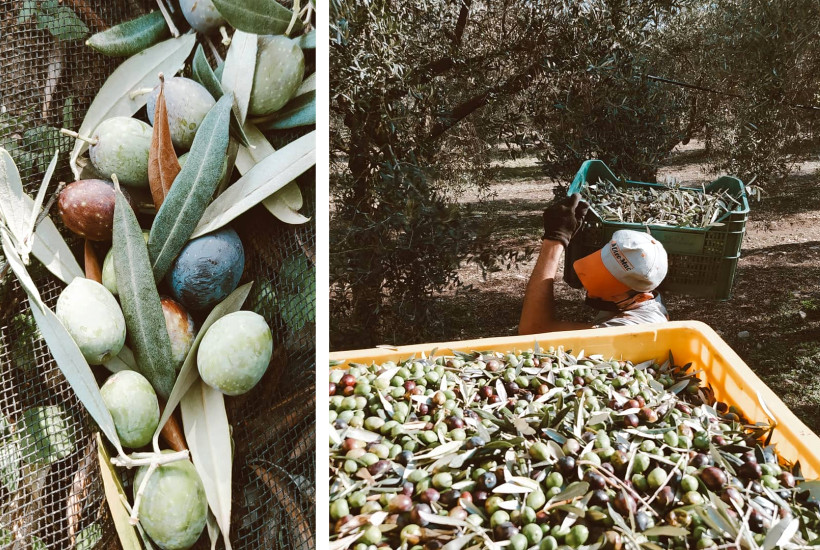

{"left": 518, "top": 193, "right": 669, "bottom": 334}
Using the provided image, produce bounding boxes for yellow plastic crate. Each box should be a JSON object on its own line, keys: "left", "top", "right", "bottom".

{"left": 330, "top": 320, "right": 820, "bottom": 479}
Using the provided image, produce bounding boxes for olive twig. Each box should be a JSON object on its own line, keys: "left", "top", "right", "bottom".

{"left": 285, "top": 0, "right": 301, "bottom": 37}
{"left": 643, "top": 455, "right": 687, "bottom": 509}
{"left": 155, "top": 0, "right": 180, "bottom": 38}
{"left": 219, "top": 27, "right": 231, "bottom": 47}
{"left": 59, "top": 129, "right": 98, "bottom": 146}
{"left": 128, "top": 88, "right": 154, "bottom": 101}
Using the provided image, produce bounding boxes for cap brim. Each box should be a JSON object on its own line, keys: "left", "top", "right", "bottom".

{"left": 573, "top": 249, "right": 632, "bottom": 300}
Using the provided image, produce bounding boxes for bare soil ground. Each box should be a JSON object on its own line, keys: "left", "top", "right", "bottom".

{"left": 438, "top": 142, "right": 820, "bottom": 435}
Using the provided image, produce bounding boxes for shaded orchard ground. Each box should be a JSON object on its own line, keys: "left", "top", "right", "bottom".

{"left": 432, "top": 143, "right": 820, "bottom": 435}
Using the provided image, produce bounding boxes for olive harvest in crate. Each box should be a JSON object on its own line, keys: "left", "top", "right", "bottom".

{"left": 0, "top": 0, "right": 316, "bottom": 548}
{"left": 329, "top": 348, "right": 820, "bottom": 550}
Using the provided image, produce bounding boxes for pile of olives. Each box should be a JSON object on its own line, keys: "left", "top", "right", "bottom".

{"left": 329, "top": 348, "right": 820, "bottom": 550}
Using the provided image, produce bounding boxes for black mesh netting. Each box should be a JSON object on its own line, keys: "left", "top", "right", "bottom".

{"left": 0, "top": 2, "right": 315, "bottom": 549}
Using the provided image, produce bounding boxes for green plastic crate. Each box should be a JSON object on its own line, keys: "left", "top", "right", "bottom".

{"left": 565, "top": 160, "right": 749, "bottom": 300}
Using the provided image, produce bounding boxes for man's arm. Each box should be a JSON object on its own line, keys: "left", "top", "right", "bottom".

{"left": 518, "top": 240, "right": 592, "bottom": 335}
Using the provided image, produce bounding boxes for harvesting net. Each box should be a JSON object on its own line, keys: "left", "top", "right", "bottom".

{"left": 0, "top": 2, "right": 316, "bottom": 549}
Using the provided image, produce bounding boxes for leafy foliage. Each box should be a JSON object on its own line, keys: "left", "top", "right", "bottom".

{"left": 331, "top": 0, "right": 820, "bottom": 348}
{"left": 19, "top": 1, "right": 89, "bottom": 41}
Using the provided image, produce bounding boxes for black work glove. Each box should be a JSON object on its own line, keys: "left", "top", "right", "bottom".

{"left": 542, "top": 193, "right": 589, "bottom": 247}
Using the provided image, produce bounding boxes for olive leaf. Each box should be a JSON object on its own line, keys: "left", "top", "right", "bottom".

{"left": 0, "top": 435, "right": 20, "bottom": 493}
{"left": 68, "top": 33, "right": 196, "bottom": 180}
{"left": 252, "top": 464, "right": 315, "bottom": 549}
{"left": 211, "top": 0, "right": 302, "bottom": 36}
{"left": 220, "top": 30, "right": 257, "bottom": 125}
{"left": 1, "top": 231, "right": 123, "bottom": 455}
{"left": 192, "top": 130, "right": 315, "bottom": 238}
{"left": 762, "top": 516, "right": 800, "bottom": 550}
{"left": 96, "top": 433, "right": 141, "bottom": 550}
{"left": 181, "top": 380, "right": 233, "bottom": 549}
{"left": 74, "top": 523, "right": 103, "bottom": 550}
{"left": 0, "top": 147, "right": 27, "bottom": 244}
{"left": 113, "top": 182, "right": 176, "bottom": 399}
{"left": 148, "top": 93, "right": 233, "bottom": 281}
{"left": 85, "top": 11, "right": 170, "bottom": 58}
{"left": 191, "top": 45, "right": 251, "bottom": 148}
{"left": 192, "top": 44, "right": 223, "bottom": 100}
{"left": 148, "top": 75, "right": 181, "bottom": 210}
{"left": 235, "top": 123, "right": 309, "bottom": 224}
{"left": 17, "top": 406, "right": 75, "bottom": 465}
{"left": 253, "top": 90, "right": 315, "bottom": 130}
{"left": 152, "top": 282, "right": 253, "bottom": 449}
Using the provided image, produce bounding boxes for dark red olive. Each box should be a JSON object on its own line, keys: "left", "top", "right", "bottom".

{"left": 739, "top": 461, "right": 762, "bottom": 480}
{"left": 402, "top": 482, "right": 414, "bottom": 496}
{"left": 779, "top": 472, "right": 796, "bottom": 488}
{"left": 749, "top": 508, "right": 765, "bottom": 533}
{"left": 626, "top": 399, "right": 640, "bottom": 409}
{"left": 601, "top": 531, "right": 623, "bottom": 550}
{"left": 395, "top": 450, "right": 414, "bottom": 466}
{"left": 622, "top": 414, "right": 639, "bottom": 428}
{"left": 690, "top": 453, "right": 712, "bottom": 468}
{"left": 479, "top": 386, "right": 494, "bottom": 399}
{"left": 573, "top": 376, "right": 585, "bottom": 387}
{"left": 493, "top": 522, "right": 519, "bottom": 540}
{"left": 445, "top": 416, "right": 465, "bottom": 430}
{"left": 584, "top": 471, "right": 607, "bottom": 491}
{"left": 404, "top": 380, "right": 416, "bottom": 392}
{"left": 342, "top": 386, "right": 355, "bottom": 397}
{"left": 449, "top": 506, "right": 468, "bottom": 521}
{"left": 741, "top": 451, "right": 756, "bottom": 463}
{"left": 459, "top": 491, "right": 473, "bottom": 503}
{"left": 367, "top": 460, "right": 392, "bottom": 477}
{"left": 411, "top": 502, "right": 432, "bottom": 525}
{"left": 58, "top": 179, "right": 134, "bottom": 241}
{"left": 329, "top": 383, "right": 337, "bottom": 396}
{"left": 340, "top": 374, "right": 356, "bottom": 387}
{"left": 485, "top": 359, "right": 502, "bottom": 371}
{"left": 421, "top": 488, "right": 440, "bottom": 504}
{"left": 675, "top": 403, "right": 692, "bottom": 415}
{"left": 558, "top": 456, "right": 576, "bottom": 476}
{"left": 639, "top": 407, "right": 658, "bottom": 423}
{"left": 418, "top": 403, "right": 430, "bottom": 416}
{"left": 712, "top": 435, "right": 726, "bottom": 446}
{"left": 614, "top": 492, "right": 636, "bottom": 516}
{"left": 656, "top": 486, "right": 675, "bottom": 509}
{"left": 700, "top": 467, "right": 727, "bottom": 491}
{"left": 440, "top": 489, "right": 460, "bottom": 507}
{"left": 721, "top": 486, "right": 742, "bottom": 507}
{"left": 715, "top": 401, "right": 728, "bottom": 413}
{"left": 489, "top": 395, "right": 502, "bottom": 404}
{"left": 389, "top": 494, "right": 413, "bottom": 512}
{"left": 472, "top": 490, "right": 488, "bottom": 505}
{"left": 590, "top": 489, "right": 610, "bottom": 506}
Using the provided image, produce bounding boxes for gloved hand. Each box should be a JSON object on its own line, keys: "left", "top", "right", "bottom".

{"left": 542, "top": 193, "right": 589, "bottom": 247}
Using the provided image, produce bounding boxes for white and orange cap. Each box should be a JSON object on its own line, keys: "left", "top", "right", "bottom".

{"left": 573, "top": 230, "right": 668, "bottom": 301}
